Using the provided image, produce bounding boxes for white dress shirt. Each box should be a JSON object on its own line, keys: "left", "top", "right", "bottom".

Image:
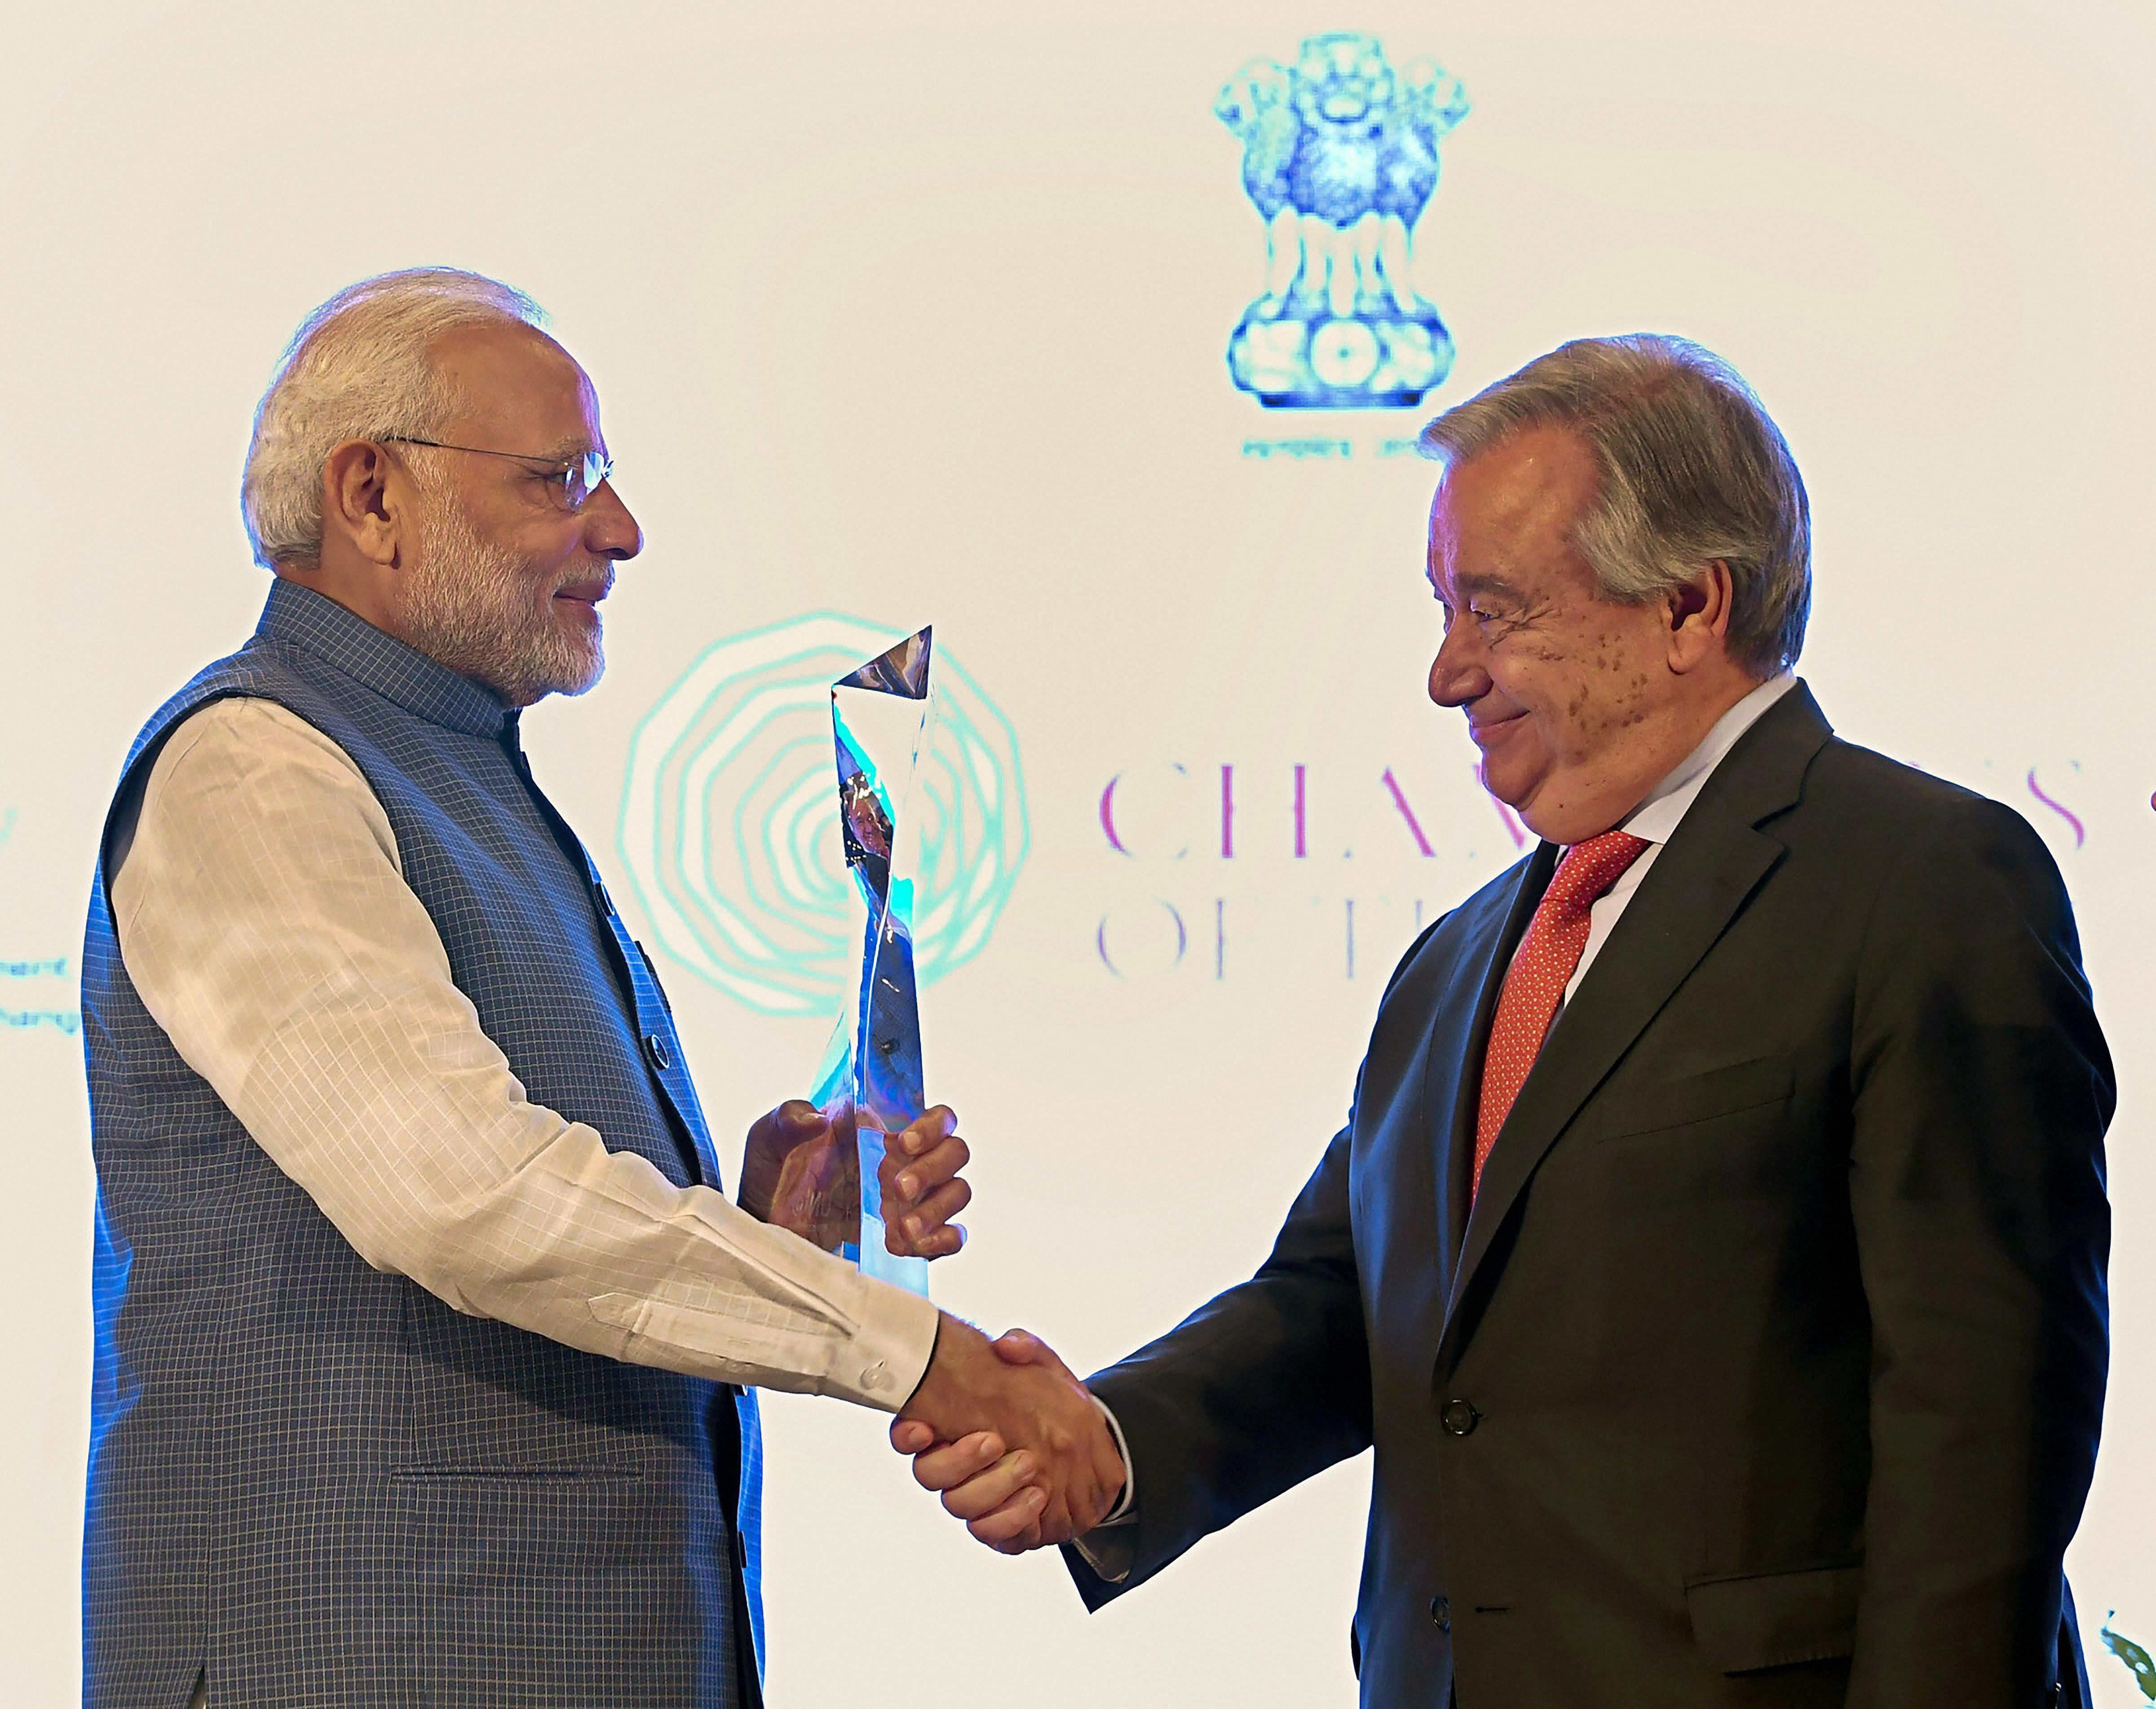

{"left": 110, "top": 696, "right": 938, "bottom": 1419}
{"left": 1076, "top": 673, "right": 1798, "bottom": 1578}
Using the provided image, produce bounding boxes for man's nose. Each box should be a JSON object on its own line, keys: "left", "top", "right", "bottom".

{"left": 1428, "top": 624, "right": 1487, "bottom": 708}
{"left": 584, "top": 482, "right": 642, "bottom": 561}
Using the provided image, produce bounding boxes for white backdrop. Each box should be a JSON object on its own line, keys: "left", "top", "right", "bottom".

{"left": 4, "top": 1, "right": 2155, "bottom": 1703}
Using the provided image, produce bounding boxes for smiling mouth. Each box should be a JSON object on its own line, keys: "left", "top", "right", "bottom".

{"left": 1467, "top": 710, "right": 1525, "bottom": 744}
{"left": 552, "top": 576, "right": 612, "bottom": 609}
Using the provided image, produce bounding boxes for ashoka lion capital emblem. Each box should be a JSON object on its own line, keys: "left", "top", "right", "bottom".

{"left": 1216, "top": 33, "right": 1469, "bottom": 408}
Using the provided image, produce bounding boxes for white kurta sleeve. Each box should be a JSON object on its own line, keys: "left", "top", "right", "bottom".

{"left": 109, "top": 696, "right": 937, "bottom": 1410}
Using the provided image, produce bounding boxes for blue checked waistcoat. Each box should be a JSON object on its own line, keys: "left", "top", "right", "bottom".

{"left": 82, "top": 580, "right": 763, "bottom": 1709}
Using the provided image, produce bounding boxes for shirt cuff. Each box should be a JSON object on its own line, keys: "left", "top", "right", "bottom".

{"left": 1091, "top": 1395, "right": 1135, "bottom": 1525}
{"left": 817, "top": 1270, "right": 940, "bottom": 1411}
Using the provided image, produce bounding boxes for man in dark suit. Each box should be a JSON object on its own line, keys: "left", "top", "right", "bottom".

{"left": 895, "top": 334, "right": 2113, "bottom": 1706}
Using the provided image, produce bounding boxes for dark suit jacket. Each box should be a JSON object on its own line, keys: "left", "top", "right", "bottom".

{"left": 1067, "top": 685, "right": 2112, "bottom": 1709}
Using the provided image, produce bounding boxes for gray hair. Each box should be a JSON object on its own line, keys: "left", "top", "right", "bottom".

{"left": 242, "top": 268, "right": 547, "bottom": 569}
{"left": 1418, "top": 334, "right": 1811, "bottom": 676}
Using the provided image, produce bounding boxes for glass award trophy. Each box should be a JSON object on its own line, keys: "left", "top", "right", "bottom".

{"left": 746, "top": 628, "right": 937, "bottom": 1296}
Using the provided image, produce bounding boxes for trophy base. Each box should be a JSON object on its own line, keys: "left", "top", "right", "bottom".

{"left": 1228, "top": 292, "right": 1455, "bottom": 410}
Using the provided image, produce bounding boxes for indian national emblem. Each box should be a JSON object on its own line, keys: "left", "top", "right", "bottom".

{"left": 1215, "top": 33, "right": 1469, "bottom": 409}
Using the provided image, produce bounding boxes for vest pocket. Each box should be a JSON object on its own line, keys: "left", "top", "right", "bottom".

{"left": 390, "top": 1468, "right": 708, "bottom": 1701}
{"left": 1685, "top": 1560, "right": 1862, "bottom": 1673}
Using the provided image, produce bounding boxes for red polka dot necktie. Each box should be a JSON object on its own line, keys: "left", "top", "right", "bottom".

{"left": 1473, "top": 830, "right": 1652, "bottom": 1198}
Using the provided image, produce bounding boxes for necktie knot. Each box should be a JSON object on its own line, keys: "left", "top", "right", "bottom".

{"left": 1542, "top": 830, "right": 1652, "bottom": 922}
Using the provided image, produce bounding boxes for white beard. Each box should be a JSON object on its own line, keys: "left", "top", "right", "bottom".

{"left": 396, "top": 498, "right": 604, "bottom": 706}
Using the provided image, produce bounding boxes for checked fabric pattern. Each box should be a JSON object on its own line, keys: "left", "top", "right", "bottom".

{"left": 1473, "top": 830, "right": 1651, "bottom": 1196}
{"left": 82, "top": 581, "right": 759, "bottom": 1709}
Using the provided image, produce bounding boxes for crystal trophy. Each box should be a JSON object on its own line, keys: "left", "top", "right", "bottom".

{"left": 743, "top": 628, "right": 937, "bottom": 1296}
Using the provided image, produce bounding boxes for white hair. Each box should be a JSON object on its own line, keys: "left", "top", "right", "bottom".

{"left": 1419, "top": 334, "right": 1812, "bottom": 676}
{"left": 241, "top": 268, "right": 547, "bottom": 569}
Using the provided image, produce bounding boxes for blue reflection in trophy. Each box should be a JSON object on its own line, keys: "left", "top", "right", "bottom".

{"left": 1216, "top": 33, "right": 1470, "bottom": 408}
{"left": 809, "top": 627, "right": 935, "bottom": 1296}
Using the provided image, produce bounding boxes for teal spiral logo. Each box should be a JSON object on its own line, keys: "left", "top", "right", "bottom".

{"left": 616, "top": 613, "right": 1028, "bottom": 1016}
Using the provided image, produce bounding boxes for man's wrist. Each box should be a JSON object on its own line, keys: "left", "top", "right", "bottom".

{"left": 898, "top": 1309, "right": 993, "bottom": 1427}
{"left": 898, "top": 1309, "right": 944, "bottom": 1411}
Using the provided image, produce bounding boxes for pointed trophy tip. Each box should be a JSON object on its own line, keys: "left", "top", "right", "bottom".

{"left": 834, "top": 625, "right": 933, "bottom": 699}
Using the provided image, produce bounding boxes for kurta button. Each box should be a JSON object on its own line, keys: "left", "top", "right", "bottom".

{"left": 861, "top": 1362, "right": 889, "bottom": 1392}
{"left": 1440, "top": 1398, "right": 1480, "bottom": 1436}
{"left": 1429, "top": 1594, "right": 1450, "bottom": 1631}
{"left": 645, "top": 1033, "right": 672, "bottom": 1071}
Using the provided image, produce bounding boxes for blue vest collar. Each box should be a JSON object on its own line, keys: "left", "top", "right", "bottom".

{"left": 255, "top": 578, "right": 514, "bottom": 741}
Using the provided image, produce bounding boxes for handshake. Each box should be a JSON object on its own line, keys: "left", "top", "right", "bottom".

{"left": 742, "top": 1099, "right": 1124, "bottom": 1553}
{"left": 891, "top": 1319, "right": 1125, "bottom": 1553}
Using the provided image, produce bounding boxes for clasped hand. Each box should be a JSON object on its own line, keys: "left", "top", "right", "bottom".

{"left": 738, "top": 1099, "right": 970, "bottom": 1259}
{"left": 891, "top": 1324, "right": 1121, "bottom": 1552}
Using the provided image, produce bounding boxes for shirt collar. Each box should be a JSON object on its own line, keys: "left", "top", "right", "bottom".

{"left": 1617, "top": 673, "right": 1799, "bottom": 848}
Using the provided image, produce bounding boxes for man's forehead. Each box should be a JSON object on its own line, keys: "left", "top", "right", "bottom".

{"left": 1423, "top": 476, "right": 1509, "bottom": 589}
{"left": 1424, "top": 426, "right": 1598, "bottom": 590}
{"left": 433, "top": 322, "right": 602, "bottom": 452}
{"left": 1444, "top": 430, "right": 1594, "bottom": 518}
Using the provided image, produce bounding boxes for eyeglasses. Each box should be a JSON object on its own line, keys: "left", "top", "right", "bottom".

{"left": 382, "top": 437, "right": 615, "bottom": 512}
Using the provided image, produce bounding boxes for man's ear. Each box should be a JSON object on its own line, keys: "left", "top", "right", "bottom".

{"left": 1666, "top": 560, "right": 1735, "bottom": 673}
{"left": 322, "top": 440, "right": 403, "bottom": 570}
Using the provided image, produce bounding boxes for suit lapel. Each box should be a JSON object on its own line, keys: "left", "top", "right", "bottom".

{"left": 1439, "top": 684, "right": 1835, "bottom": 1347}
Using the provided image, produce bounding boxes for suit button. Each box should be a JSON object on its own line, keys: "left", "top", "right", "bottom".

{"left": 645, "top": 1032, "right": 672, "bottom": 1071}
{"left": 1440, "top": 1398, "right": 1480, "bottom": 1436}
{"left": 1429, "top": 1594, "right": 1450, "bottom": 1632}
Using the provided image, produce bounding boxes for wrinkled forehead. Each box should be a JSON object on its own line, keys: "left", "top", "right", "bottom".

{"left": 432, "top": 322, "right": 604, "bottom": 457}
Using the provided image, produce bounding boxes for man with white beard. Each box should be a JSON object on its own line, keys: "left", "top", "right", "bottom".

{"left": 80, "top": 269, "right": 1124, "bottom": 1709}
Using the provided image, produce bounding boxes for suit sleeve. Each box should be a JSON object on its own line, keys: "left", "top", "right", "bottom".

{"left": 1845, "top": 795, "right": 2112, "bottom": 1707}
{"left": 1063, "top": 1111, "right": 1374, "bottom": 1607}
